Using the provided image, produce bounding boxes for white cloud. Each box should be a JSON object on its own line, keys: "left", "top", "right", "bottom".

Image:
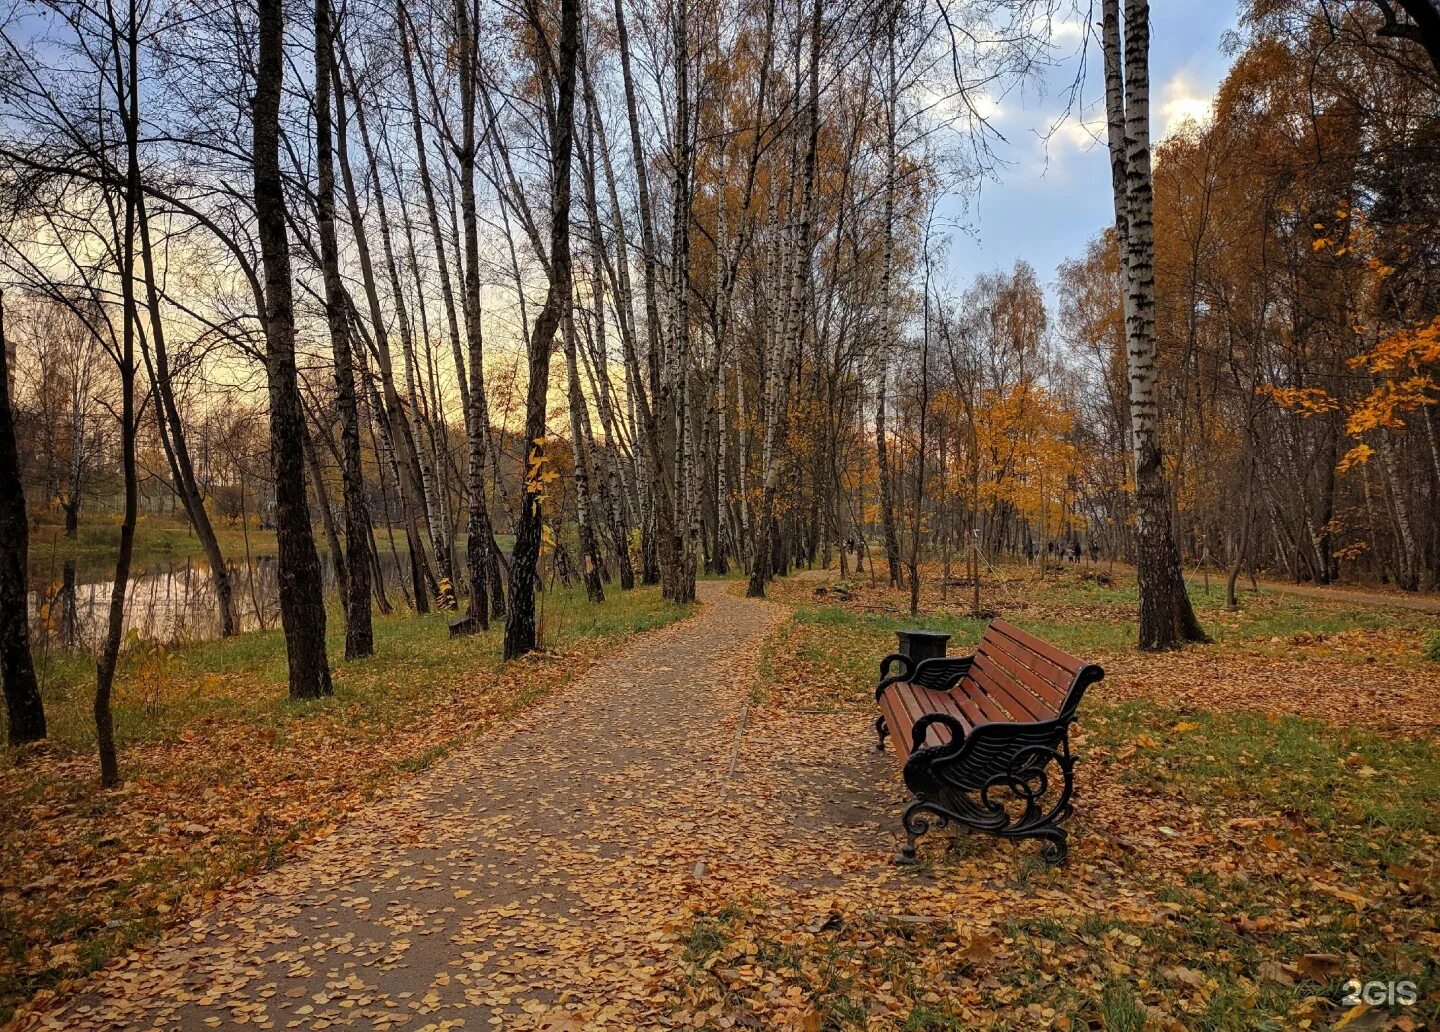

{"left": 1158, "top": 73, "right": 1214, "bottom": 137}
{"left": 914, "top": 82, "right": 1003, "bottom": 126}
{"left": 1058, "top": 116, "right": 1105, "bottom": 151}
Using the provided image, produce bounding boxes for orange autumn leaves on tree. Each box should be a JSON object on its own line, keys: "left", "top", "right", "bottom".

{"left": 1259, "top": 195, "right": 1440, "bottom": 477}
{"left": 1339, "top": 317, "right": 1440, "bottom": 467}
{"left": 935, "top": 379, "right": 1080, "bottom": 533}
{"left": 1262, "top": 319, "right": 1440, "bottom": 473}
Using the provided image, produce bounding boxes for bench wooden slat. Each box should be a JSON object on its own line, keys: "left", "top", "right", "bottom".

{"left": 950, "top": 690, "right": 989, "bottom": 730}
{"left": 972, "top": 641, "right": 1068, "bottom": 713}
{"left": 956, "top": 662, "right": 1028, "bottom": 722}
{"left": 966, "top": 654, "right": 1054, "bottom": 722}
{"left": 990, "top": 619, "right": 1083, "bottom": 677}
{"left": 908, "top": 686, "right": 973, "bottom": 742}
{"left": 976, "top": 630, "right": 1072, "bottom": 700}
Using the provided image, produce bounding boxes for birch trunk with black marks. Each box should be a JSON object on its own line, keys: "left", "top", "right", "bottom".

{"left": 1102, "top": 0, "right": 1207, "bottom": 649}
{"left": 455, "top": 0, "right": 499, "bottom": 626}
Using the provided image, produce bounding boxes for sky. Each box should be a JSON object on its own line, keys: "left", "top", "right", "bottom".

{"left": 939, "top": 1, "right": 1243, "bottom": 295}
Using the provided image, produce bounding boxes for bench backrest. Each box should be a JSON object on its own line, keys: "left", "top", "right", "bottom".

{"left": 962, "top": 619, "right": 1099, "bottom": 724}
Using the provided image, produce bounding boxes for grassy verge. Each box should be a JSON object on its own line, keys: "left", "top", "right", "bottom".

{"left": 25, "top": 514, "right": 278, "bottom": 572}
{"left": 0, "top": 585, "right": 693, "bottom": 1022}
{"left": 787, "top": 564, "right": 1430, "bottom": 660}
{"left": 676, "top": 564, "right": 1439, "bottom": 1030}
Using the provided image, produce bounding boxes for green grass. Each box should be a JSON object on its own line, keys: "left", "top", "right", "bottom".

{"left": 1088, "top": 701, "right": 1440, "bottom": 866}
{"left": 26, "top": 515, "right": 279, "bottom": 575}
{"left": 14, "top": 585, "right": 689, "bottom": 758}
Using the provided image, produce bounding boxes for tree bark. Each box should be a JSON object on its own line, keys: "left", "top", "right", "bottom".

{"left": 454, "top": 0, "right": 499, "bottom": 628}
{"left": 504, "top": 0, "right": 579, "bottom": 659}
{"left": 1102, "top": 0, "right": 1207, "bottom": 649}
{"left": 255, "top": 0, "right": 333, "bottom": 697}
{"left": 315, "top": 0, "right": 373, "bottom": 658}
{"left": 0, "top": 296, "right": 46, "bottom": 745}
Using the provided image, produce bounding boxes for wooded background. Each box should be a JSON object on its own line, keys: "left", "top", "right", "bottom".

{"left": 1, "top": 0, "right": 1438, "bottom": 750}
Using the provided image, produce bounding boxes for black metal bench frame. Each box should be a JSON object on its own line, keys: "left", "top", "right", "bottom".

{"left": 874, "top": 624, "right": 1103, "bottom": 865}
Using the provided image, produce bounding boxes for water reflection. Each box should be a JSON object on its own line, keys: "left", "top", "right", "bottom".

{"left": 27, "top": 553, "right": 405, "bottom": 651}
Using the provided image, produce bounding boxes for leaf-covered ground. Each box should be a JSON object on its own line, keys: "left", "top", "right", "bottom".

{"left": 670, "top": 567, "right": 1440, "bottom": 1030}
{"left": 5, "top": 565, "right": 1438, "bottom": 1031}
{"left": 0, "top": 586, "right": 690, "bottom": 1024}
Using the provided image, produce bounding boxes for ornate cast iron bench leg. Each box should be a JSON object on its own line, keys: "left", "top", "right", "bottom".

{"left": 874, "top": 715, "right": 889, "bottom": 752}
{"left": 894, "top": 799, "right": 942, "bottom": 865}
{"left": 895, "top": 731, "right": 1077, "bottom": 867}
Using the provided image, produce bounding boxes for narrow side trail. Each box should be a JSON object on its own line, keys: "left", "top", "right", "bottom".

{"left": 31, "top": 581, "right": 819, "bottom": 1031}
{"left": 1257, "top": 579, "right": 1440, "bottom": 615}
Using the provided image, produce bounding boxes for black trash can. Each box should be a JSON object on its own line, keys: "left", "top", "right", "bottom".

{"left": 895, "top": 628, "right": 949, "bottom": 663}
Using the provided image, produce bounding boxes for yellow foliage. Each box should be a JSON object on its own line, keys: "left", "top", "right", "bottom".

{"left": 963, "top": 381, "right": 1080, "bottom": 531}
{"left": 1255, "top": 385, "right": 1339, "bottom": 416}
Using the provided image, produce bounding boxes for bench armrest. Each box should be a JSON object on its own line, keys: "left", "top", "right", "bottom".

{"left": 875, "top": 653, "right": 914, "bottom": 699}
{"left": 910, "top": 655, "right": 972, "bottom": 691}
{"left": 878, "top": 652, "right": 912, "bottom": 681}
{"left": 909, "top": 711, "right": 968, "bottom": 756}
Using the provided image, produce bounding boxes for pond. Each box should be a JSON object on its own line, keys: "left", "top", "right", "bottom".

{"left": 26, "top": 551, "right": 412, "bottom": 652}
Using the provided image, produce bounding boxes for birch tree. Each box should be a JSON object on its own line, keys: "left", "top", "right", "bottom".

{"left": 1101, "top": 0, "right": 1208, "bottom": 648}
{"left": 314, "top": 0, "right": 373, "bottom": 659}
{"left": 504, "top": 0, "right": 580, "bottom": 659}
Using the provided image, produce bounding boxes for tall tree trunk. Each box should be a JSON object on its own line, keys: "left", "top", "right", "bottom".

{"left": 564, "top": 307, "right": 606, "bottom": 602}
{"left": 0, "top": 297, "right": 46, "bottom": 745}
{"left": 255, "top": 0, "right": 333, "bottom": 697}
{"left": 134, "top": 199, "right": 238, "bottom": 638}
{"left": 666, "top": 0, "right": 698, "bottom": 605}
{"left": 504, "top": 0, "right": 579, "bottom": 659}
{"left": 92, "top": 0, "right": 146, "bottom": 786}
{"left": 1102, "top": 0, "right": 1207, "bottom": 650}
{"left": 315, "top": 0, "right": 372, "bottom": 658}
{"left": 746, "top": 0, "right": 822, "bottom": 598}
{"left": 455, "top": 0, "right": 498, "bottom": 628}
{"left": 614, "top": 0, "right": 679, "bottom": 592}
{"left": 877, "top": 22, "right": 904, "bottom": 589}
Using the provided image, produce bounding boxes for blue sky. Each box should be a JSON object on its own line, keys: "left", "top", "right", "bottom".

{"left": 939, "top": 1, "right": 1243, "bottom": 293}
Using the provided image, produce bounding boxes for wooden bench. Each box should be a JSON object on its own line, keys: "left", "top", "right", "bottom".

{"left": 874, "top": 621, "right": 1103, "bottom": 865}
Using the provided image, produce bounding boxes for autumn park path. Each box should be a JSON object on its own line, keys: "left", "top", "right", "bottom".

{"left": 36, "top": 579, "right": 900, "bottom": 1031}
{"left": 1260, "top": 579, "right": 1440, "bottom": 615}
